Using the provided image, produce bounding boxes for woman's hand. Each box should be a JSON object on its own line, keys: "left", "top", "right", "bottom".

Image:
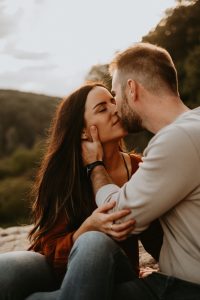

{"left": 73, "top": 201, "right": 135, "bottom": 242}
{"left": 82, "top": 125, "right": 103, "bottom": 165}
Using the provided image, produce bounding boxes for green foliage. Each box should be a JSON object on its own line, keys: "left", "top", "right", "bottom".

{"left": 183, "top": 45, "right": 200, "bottom": 106}
{"left": 0, "top": 142, "right": 45, "bottom": 227}
{"left": 0, "top": 142, "right": 44, "bottom": 179}
{"left": 0, "top": 89, "right": 58, "bottom": 226}
{"left": 0, "top": 176, "right": 32, "bottom": 227}
{"left": 142, "top": 0, "right": 200, "bottom": 108}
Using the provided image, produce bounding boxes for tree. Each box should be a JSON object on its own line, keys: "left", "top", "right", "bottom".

{"left": 85, "top": 64, "right": 112, "bottom": 90}
{"left": 142, "top": 0, "right": 200, "bottom": 107}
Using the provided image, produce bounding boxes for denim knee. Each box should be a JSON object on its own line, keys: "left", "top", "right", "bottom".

{"left": 0, "top": 251, "right": 56, "bottom": 300}
{"left": 70, "top": 231, "right": 118, "bottom": 260}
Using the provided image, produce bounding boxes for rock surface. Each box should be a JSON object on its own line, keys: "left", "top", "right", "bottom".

{"left": 0, "top": 225, "right": 158, "bottom": 270}
{"left": 0, "top": 225, "right": 32, "bottom": 253}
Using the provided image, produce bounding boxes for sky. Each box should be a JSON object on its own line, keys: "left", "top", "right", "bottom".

{"left": 0, "top": 0, "right": 176, "bottom": 97}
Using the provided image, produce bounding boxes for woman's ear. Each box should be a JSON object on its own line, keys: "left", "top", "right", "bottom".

{"left": 81, "top": 129, "right": 88, "bottom": 140}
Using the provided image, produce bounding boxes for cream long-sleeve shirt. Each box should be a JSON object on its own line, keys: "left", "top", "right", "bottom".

{"left": 96, "top": 107, "right": 200, "bottom": 284}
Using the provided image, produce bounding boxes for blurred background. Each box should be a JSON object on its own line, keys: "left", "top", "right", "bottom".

{"left": 0, "top": 0, "right": 199, "bottom": 227}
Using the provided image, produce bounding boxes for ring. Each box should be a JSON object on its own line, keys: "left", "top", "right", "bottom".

{"left": 110, "top": 223, "right": 113, "bottom": 230}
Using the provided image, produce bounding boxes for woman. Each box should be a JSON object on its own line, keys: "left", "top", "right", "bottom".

{"left": 0, "top": 82, "right": 163, "bottom": 300}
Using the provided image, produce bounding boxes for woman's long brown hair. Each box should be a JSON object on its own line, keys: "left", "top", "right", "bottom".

{"left": 29, "top": 82, "right": 104, "bottom": 248}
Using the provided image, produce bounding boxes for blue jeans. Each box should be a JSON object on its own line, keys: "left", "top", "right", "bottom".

{"left": 0, "top": 251, "right": 58, "bottom": 300}
{"left": 58, "top": 231, "right": 200, "bottom": 300}
{"left": 1, "top": 233, "right": 200, "bottom": 299}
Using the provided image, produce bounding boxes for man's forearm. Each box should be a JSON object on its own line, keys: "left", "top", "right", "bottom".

{"left": 90, "top": 165, "right": 113, "bottom": 195}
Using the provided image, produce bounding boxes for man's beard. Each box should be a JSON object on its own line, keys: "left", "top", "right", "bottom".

{"left": 121, "top": 96, "right": 144, "bottom": 133}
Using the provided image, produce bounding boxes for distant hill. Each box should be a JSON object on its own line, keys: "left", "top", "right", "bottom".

{"left": 0, "top": 89, "right": 61, "bottom": 227}
{"left": 0, "top": 89, "right": 60, "bottom": 157}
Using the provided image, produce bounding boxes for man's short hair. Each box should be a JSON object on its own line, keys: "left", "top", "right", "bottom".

{"left": 109, "top": 43, "right": 179, "bottom": 96}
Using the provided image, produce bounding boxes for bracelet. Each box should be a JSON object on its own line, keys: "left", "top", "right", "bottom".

{"left": 85, "top": 161, "right": 105, "bottom": 177}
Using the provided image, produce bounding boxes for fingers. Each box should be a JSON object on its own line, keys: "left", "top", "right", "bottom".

{"left": 95, "top": 201, "right": 116, "bottom": 213}
{"left": 92, "top": 203, "right": 135, "bottom": 241}
{"left": 81, "top": 126, "right": 103, "bottom": 164}
{"left": 107, "top": 209, "right": 131, "bottom": 222}
{"left": 109, "top": 219, "right": 136, "bottom": 241}
{"left": 111, "top": 219, "right": 135, "bottom": 232}
{"left": 90, "top": 126, "right": 99, "bottom": 142}
{"left": 111, "top": 231, "right": 133, "bottom": 241}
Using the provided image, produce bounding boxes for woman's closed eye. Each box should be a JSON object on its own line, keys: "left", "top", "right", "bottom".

{"left": 96, "top": 104, "right": 107, "bottom": 113}
{"left": 99, "top": 108, "right": 107, "bottom": 113}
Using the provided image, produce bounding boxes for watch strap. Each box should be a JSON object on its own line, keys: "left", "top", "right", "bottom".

{"left": 85, "top": 161, "right": 105, "bottom": 177}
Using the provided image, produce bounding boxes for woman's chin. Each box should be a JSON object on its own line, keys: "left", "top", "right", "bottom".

{"left": 101, "top": 135, "right": 126, "bottom": 144}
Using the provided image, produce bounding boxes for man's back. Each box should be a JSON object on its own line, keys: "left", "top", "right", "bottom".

{"left": 96, "top": 107, "right": 200, "bottom": 283}
{"left": 158, "top": 107, "right": 200, "bottom": 283}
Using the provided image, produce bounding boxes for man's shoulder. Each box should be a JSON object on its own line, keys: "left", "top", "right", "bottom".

{"left": 145, "top": 119, "right": 200, "bottom": 160}
{"left": 175, "top": 107, "right": 200, "bottom": 128}
{"left": 147, "top": 124, "right": 185, "bottom": 148}
{"left": 149, "top": 108, "right": 200, "bottom": 147}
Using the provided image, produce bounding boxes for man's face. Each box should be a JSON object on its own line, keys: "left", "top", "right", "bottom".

{"left": 111, "top": 70, "right": 143, "bottom": 133}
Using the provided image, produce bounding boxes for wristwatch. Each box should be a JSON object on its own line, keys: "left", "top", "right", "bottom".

{"left": 85, "top": 161, "right": 105, "bottom": 177}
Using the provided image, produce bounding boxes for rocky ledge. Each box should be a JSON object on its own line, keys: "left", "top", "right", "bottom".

{"left": 0, "top": 225, "right": 32, "bottom": 253}
{"left": 0, "top": 225, "right": 158, "bottom": 271}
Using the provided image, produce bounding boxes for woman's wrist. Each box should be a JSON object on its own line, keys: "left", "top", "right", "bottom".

{"left": 85, "top": 161, "right": 105, "bottom": 178}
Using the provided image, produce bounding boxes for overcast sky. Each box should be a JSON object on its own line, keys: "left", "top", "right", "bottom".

{"left": 0, "top": 0, "right": 176, "bottom": 97}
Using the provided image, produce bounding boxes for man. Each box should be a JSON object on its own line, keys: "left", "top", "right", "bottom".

{"left": 59, "top": 43, "right": 200, "bottom": 300}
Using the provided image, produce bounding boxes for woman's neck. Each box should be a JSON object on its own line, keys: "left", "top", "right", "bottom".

{"left": 102, "top": 141, "right": 131, "bottom": 187}
{"left": 102, "top": 142, "right": 122, "bottom": 171}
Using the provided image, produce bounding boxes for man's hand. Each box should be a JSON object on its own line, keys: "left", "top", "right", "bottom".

{"left": 82, "top": 126, "right": 104, "bottom": 166}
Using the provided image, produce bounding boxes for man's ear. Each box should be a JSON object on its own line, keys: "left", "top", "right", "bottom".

{"left": 81, "top": 129, "right": 88, "bottom": 140}
{"left": 127, "top": 79, "right": 137, "bottom": 102}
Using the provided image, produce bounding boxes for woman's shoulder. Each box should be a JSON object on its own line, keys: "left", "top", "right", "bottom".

{"left": 128, "top": 151, "right": 142, "bottom": 174}
{"left": 129, "top": 151, "right": 142, "bottom": 163}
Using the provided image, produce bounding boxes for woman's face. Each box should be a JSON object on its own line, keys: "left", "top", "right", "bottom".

{"left": 83, "top": 86, "right": 127, "bottom": 143}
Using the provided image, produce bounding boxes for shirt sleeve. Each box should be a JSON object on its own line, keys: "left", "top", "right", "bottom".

{"left": 96, "top": 126, "right": 199, "bottom": 233}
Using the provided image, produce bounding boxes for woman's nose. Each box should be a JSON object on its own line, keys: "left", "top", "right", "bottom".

{"left": 112, "top": 105, "right": 118, "bottom": 115}
{"left": 109, "top": 103, "right": 118, "bottom": 115}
